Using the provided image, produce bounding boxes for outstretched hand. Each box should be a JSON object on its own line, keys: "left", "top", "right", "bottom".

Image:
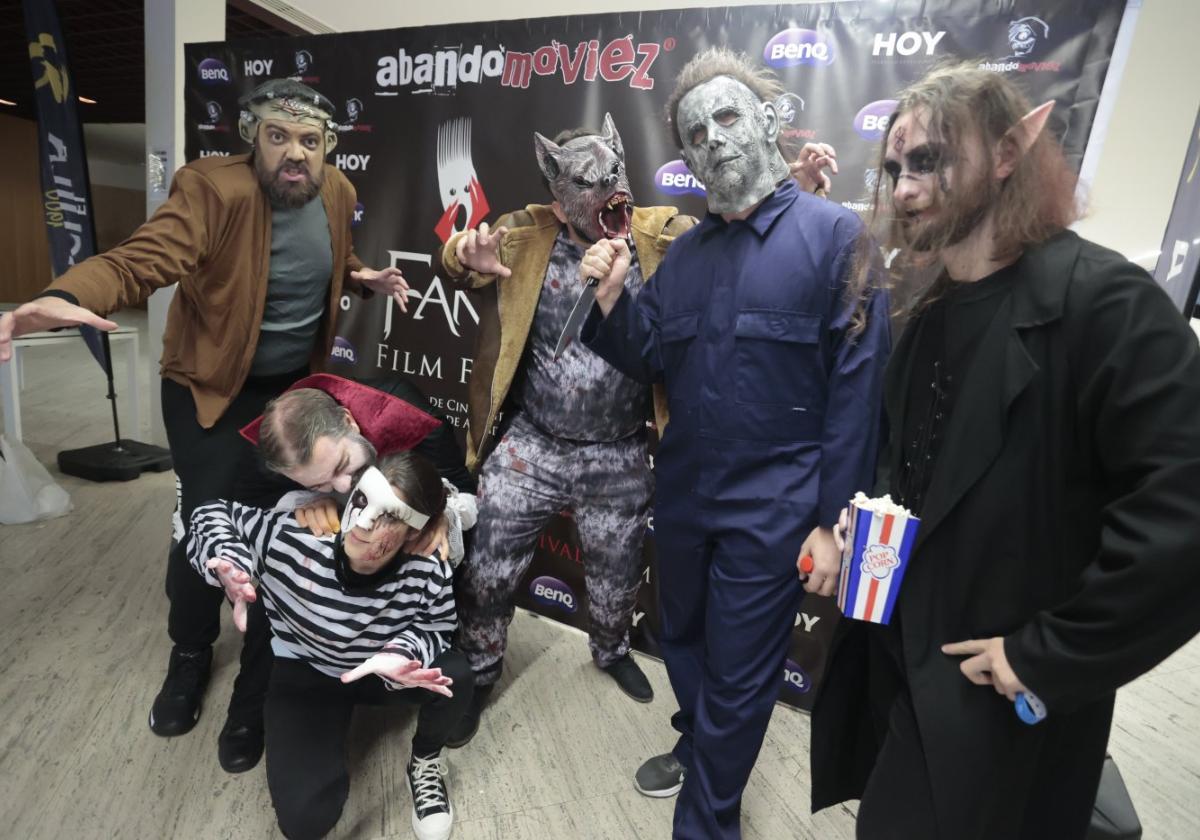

{"left": 206, "top": 558, "right": 257, "bottom": 633}
{"left": 789, "top": 142, "right": 839, "bottom": 194}
{"left": 351, "top": 266, "right": 411, "bottom": 313}
{"left": 456, "top": 222, "right": 511, "bottom": 278}
{"left": 0, "top": 298, "right": 118, "bottom": 363}
{"left": 340, "top": 652, "right": 454, "bottom": 697}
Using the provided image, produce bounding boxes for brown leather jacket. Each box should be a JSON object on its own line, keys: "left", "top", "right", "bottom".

{"left": 440, "top": 203, "right": 695, "bottom": 470}
{"left": 44, "top": 154, "right": 366, "bottom": 428}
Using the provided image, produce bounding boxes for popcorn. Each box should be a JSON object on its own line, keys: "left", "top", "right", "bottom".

{"left": 836, "top": 493, "right": 920, "bottom": 625}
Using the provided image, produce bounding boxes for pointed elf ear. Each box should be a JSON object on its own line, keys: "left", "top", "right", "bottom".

{"left": 1010, "top": 100, "right": 1055, "bottom": 153}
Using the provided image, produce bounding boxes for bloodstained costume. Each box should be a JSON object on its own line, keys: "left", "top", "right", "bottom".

{"left": 439, "top": 116, "right": 694, "bottom": 687}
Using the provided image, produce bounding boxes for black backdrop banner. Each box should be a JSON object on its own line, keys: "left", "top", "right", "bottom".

{"left": 1152, "top": 103, "right": 1200, "bottom": 317}
{"left": 186, "top": 1, "right": 1128, "bottom": 710}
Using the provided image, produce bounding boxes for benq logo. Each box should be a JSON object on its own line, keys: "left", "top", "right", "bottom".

{"left": 330, "top": 337, "right": 357, "bottom": 364}
{"left": 335, "top": 153, "right": 371, "bottom": 172}
{"left": 530, "top": 576, "right": 577, "bottom": 614}
{"left": 763, "top": 29, "right": 835, "bottom": 69}
{"left": 872, "top": 31, "right": 946, "bottom": 57}
{"left": 1007, "top": 16, "right": 1048, "bottom": 58}
{"left": 352, "top": 202, "right": 364, "bottom": 227}
{"left": 294, "top": 49, "right": 313, "bottom": 73}
{"left": 854, "top": 99, "right": 898, "bottom": 141}
{"left": 655, "top": 159, "right": 705, "bottom": 197}
{"left": 197, "top": 58, "right": 230, "bottom": 84}
{"left": 783, "top": 659, "right": 811, "bottom": 694}
{"left": 205, "top": 101, "right": 222, "bottom": 124}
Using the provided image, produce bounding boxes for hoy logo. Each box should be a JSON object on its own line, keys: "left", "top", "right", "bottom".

{"left": 335, "top": 153, "right": 370, "bottom": 172}
{"left": 872, "top": 31, "right": 946, "bottom": 57}
{"left": 243, "top": 58, "right": 274, "bottom": 76}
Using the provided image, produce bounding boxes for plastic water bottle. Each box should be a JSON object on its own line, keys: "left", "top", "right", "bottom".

{"left": 1015, "top": 691, "right": 1047, "bottom": 725}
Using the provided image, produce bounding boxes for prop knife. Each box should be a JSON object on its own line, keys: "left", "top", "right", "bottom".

{"left": 552, "top": 276, "right": 599, "bottom": 360}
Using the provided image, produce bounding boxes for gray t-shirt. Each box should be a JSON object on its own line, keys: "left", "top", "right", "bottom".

{"left": 250, "top": 197, "right": 334, "bottom": 376}
{"left": 513, "top": 229, "right": 648, "bottom": 442}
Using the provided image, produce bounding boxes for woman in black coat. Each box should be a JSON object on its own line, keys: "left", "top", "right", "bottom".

{"left": 811, "top": 63, "right": 1200, "bottom": 840}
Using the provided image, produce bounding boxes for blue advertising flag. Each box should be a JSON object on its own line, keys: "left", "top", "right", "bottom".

{"left": 22, "top": 0, "right": 107, "bottom": 369}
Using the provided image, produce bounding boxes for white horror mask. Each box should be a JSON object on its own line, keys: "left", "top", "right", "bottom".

{"left": 340, "top": 466, "right": 429, "bottom": 534}
{"left": 676, "top": 76, "right": 790, "bottom": 214}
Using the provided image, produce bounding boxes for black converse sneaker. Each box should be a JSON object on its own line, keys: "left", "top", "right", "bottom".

{"left": 408, "top": 750, "right": 453, "bottom": 840}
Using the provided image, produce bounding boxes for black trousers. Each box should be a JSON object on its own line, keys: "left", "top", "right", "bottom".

{"left": 265, "top": 651, "right": 475, "bottom": 840}
{"left": 161, "top": 373, "right": 301, "bottom": 723}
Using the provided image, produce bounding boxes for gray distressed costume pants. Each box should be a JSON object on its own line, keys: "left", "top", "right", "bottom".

{"left": 456, "top": 412, "right": 653, "bottom": 685}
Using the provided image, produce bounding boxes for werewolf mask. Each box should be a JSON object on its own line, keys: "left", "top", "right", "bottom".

{"left": 533, "top": 113, "right": 633, "bottom": 243}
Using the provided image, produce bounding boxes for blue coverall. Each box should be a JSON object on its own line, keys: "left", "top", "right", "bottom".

{"left": 582, "top": 179, "right": 890, "bottom": 839}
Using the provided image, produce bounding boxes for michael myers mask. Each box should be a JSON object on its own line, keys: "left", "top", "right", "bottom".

{"left": 534, "top": 113, "right": 633, "bottom": 242}
{"left": 676, "top": 76, "right": 790, "bottom": 214}
{"left": 340, "top": 467, "right": 430, "bottom": 534}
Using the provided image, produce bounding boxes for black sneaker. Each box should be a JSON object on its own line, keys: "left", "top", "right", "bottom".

{"left": 445, "top": 682, "right": 492, "bottom": 748}
{"left": 217, "top": 716, "right": 264, "bottom": 774}
{"left": 634, "top": 752, "right": 686, "bottom": 798}
{"left": 408, "top": 750, "right": 454, "bottom": 840}
{"left": 601, "top": 654, "right": 654, "bottom": 703}
{"left": 148, "top": 646, "right": 212, "bottom": 736}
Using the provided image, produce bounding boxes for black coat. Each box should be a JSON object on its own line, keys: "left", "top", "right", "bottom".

{"left": 811, "top": 230, "right": 1200, "bottom": 838}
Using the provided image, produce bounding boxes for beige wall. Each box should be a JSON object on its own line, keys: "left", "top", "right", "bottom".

{"left": 290, "top": 0, "right": 1198, "bottom": 266}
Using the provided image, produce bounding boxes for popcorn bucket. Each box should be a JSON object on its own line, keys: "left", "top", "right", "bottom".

{"left": 836, "top": 495, "right": 919, "bottom": 625}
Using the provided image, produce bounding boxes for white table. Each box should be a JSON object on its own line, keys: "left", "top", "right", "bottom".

{"left": 0, "top": 325, "right": 142, "bottom": 443}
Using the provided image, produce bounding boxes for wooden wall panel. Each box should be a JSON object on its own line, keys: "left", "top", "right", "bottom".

{"left": 0, "top": 113, "right": 53, "bottom": 304}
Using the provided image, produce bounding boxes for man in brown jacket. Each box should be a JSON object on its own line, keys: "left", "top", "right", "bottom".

{"left": 0, "top": 79, "right": 409, "bottom": 774}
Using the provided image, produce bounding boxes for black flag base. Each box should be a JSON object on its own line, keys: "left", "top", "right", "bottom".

{"left": 56, "top": 333, "right": 172, "bottom": 482}
{"left": 57, "top": 440, "right": 172, "bottom": 482}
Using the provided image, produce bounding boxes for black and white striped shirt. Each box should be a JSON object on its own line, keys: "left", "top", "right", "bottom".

{"left": 188, "top": 501, "right": 456, "bottom": 683}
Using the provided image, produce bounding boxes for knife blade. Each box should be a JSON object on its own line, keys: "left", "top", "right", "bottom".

{"left": 553, "top": 276, "right": 599, "bottom": 360}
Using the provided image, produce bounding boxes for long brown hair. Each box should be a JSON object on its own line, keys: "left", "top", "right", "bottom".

{"left": 855, "top": 60, "right": 1082, "bottom": 312}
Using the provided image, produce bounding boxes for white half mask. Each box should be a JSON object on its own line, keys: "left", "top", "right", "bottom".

{"left": 340, "top": 466, "right": 429, "bottom": 534}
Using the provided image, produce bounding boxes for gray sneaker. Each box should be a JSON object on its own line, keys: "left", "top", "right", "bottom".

{"left": 634, "top": 752, "right": 686, "bottom": 798}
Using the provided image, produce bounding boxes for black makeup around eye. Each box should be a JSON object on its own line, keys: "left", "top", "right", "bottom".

{"left": 906, "top": 144, "right": 946, "bottom": 174}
